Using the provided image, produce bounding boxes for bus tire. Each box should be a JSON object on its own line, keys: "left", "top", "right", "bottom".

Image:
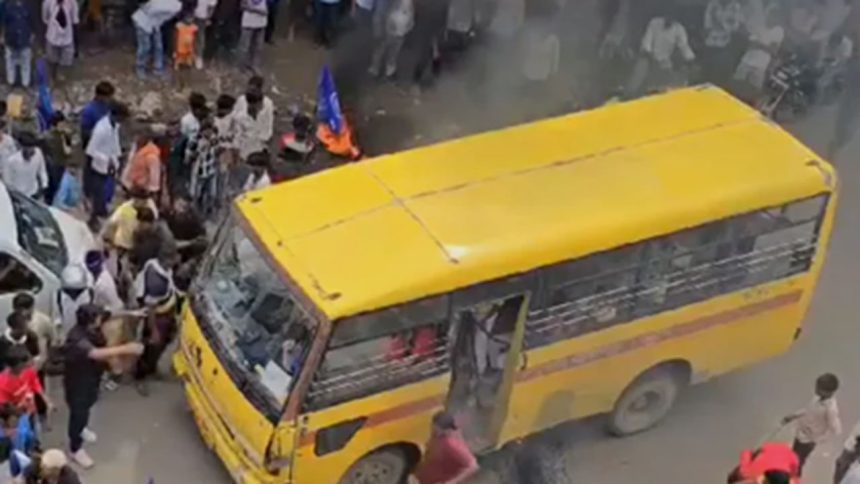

{"left": 341, "top": 447, "right": 409, "bottom": 484}
{"left": 607, "top": 366, "right": 684, "bottom": 436}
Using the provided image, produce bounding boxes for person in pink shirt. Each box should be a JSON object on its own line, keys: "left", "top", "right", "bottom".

{"left": 412, "top": 411, "right": 478, "bottom": 484}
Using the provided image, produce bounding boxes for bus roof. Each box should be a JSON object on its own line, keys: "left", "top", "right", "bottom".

{"left": 238, "top": 86, "right": 833, "bottom": 320}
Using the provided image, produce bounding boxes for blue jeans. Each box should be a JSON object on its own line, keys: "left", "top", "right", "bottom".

{"left": 135, "top": 26, "right": 164, "bottom": 76}
{"left": 5, "top": 46, "right": 31, "bottom": 86}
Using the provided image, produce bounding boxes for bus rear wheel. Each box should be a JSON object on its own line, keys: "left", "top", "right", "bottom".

{"left": 341, "top": 447, "right": 409, "bottom": 484}
{"left": 607, "top": 367, "right": 683, "bottom": 436}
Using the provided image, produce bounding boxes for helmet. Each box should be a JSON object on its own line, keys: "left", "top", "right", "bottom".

{"left": 60, "top": 264, "right": 89, "bottom": 290}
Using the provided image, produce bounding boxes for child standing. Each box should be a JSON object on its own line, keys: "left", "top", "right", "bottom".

{"left": 782, "top": 373, "right": 842, "bottom": 473}
{"left": 187, "top": 119, "right": 219, "bottom": 216}
{"left": 174, "top": 10, "right": 198, "bottom": 89}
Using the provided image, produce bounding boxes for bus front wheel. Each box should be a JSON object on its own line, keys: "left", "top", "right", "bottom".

{"left": 341, "top": 447, "right": 409, "bottom": 484}
{"left": 607, "top": 366, "right": 684, "bottom": 436}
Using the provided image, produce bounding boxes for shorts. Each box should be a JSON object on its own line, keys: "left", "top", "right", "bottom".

{"left": 46, "top": 43, "right": 74, "bottom": 67}
{"left": 734, "top": 60, "right": 767, "bottom": 89}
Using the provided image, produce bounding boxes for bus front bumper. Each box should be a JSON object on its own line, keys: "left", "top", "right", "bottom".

{"left": 173, "top": 351, "right": 282, "bottom": 484}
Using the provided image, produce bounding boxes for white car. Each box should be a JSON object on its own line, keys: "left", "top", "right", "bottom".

{"left": 0, "top": 182, "right": 96, "bottom": 323}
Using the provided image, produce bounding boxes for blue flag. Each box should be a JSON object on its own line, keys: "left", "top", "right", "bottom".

{"left": 35, "top": 59, "right": 54, "bottom": 133}
{"left": 317, "top": 66, "right": 343, "bottom": 135}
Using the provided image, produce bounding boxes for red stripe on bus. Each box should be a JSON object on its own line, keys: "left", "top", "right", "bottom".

{"left": 516, "top": 290, "right": 803, "bottom": 382}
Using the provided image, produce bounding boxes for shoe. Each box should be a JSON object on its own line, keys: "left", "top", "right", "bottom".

{"left": 81, "top": 428, "right": 98, "bottom": 443}
{"left": 71, "top": 449, "right": 94, "bottom": 469}
{"left": 136, "top": 381, "right": 150, "bottom": 397}
{"left": 101, "top": 378, "right": 119, "bottom": 392}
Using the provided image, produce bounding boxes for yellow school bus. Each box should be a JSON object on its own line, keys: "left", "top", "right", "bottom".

{"left": 173, "top": 86, "right": 837, "bottom": 483}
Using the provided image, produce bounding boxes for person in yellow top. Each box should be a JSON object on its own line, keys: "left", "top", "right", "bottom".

{"left": 101, "top": 187, "right": 158, "bottom": 298}
{"left": 174, "top": 9, "right": 198, "bottom": 89}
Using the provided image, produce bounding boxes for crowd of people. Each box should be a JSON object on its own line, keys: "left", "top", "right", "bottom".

{"left": 0, "top": 68, "right": 299, "bottom": 481}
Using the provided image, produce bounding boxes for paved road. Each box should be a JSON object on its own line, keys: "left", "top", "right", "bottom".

{"left": 56, "top": 105, "right": 858, "bottom": 484}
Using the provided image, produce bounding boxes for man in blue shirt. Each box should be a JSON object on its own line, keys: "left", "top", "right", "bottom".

{"left": 79, "top": 81, "right": 114, "bottom": 146}
{"left": 2, "top": 0, "right": 33, "bottom": 87}
{"left": 79, "top": 81, "right": 114, "bottom": 220}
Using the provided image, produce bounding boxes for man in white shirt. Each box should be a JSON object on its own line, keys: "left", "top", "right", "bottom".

{"left": 233, "top": 78, "right": 273, "bottom": 160}
{"left": 132, "top": 0, "right": 181, "bottom": 78}
{"left": 625, "top": 14, "right": 695, "bottom": 97}
{"left": 85, "top": 102, "right": 128, "bottom": 223}
{"left": 180, "top": 92, "right": 207, "bottom": 140}
{"left": 42, "top": 0, "right": 79, "bottom": 79}
{"left": 193, "top": 0, "right": 217, "bottom": 69}
{"left": 734, "top": 8, "right": 784, "bottom": 90}
{"left": 239, "top": 0, "right": 267, "bottom": 72}
{"left": 84, "top": 251, "right": 123, "bottom": 311}
{"left": 2, "top": 133, "right": 47, "bottom": 199}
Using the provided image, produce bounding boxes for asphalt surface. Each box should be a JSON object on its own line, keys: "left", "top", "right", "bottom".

{"left": 47, "top": 104, "right": 859, "bottom": 484}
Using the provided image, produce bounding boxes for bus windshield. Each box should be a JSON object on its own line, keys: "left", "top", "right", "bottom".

{"left": 198, "top": 218, "right": 315, "bottom": 410}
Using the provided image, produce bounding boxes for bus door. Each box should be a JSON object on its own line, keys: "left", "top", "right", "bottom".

{"left": 448, "top": 282, "right": 532, "bottom": 453}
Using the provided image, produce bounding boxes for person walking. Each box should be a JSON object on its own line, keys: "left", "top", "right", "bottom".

{"left": 3, "top": 133, "right": 47, "bottom": 200}
{"left": 85, "top": 102, "right": 128, "bottom": 225}
{"left": 368, "top": 0, "right": 412, "bottom": 79}
{"left": 783, "top": 373, "right": 843, "bottom": 474}
{"left": 63, "top": 304, "right": 143, "bottom": 468}
{"left": 239, "top": 0, "right": 267, "bottom": 72}
{"left": 41, "top": 0, "right": 80, "bottom": 81}
{"left": 132, "top": 0, "right": 182, "bottom": 78}
{"left": 3, "top": 0, "right": 34, "bottom": 88}
{"left": 411, "top": 411, "right": 479, "bottom": 484}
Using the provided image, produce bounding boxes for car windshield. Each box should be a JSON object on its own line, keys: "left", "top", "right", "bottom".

{"left": 8, "top": 190, "right": 66, "bottom": 276}
{"left": 199, "top": 219, "right": 316, "bottom": 408}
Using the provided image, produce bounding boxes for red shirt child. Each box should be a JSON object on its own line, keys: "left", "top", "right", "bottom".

{"left": 0, "top": 348, "right": 45, "bottom": 415}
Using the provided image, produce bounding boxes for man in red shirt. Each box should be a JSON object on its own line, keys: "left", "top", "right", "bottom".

{"left": 412, "top": 411, "right": 479, "bottom": 484}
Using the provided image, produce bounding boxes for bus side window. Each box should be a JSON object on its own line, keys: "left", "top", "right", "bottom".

{"left": 528, "top": 244, "right": 643, "bottom": 346}
{"left": 727, "top": 195, "right": 826, "bottom": 288}
{"left": 304, "top": 296, "right": 451, "bottom": 411}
